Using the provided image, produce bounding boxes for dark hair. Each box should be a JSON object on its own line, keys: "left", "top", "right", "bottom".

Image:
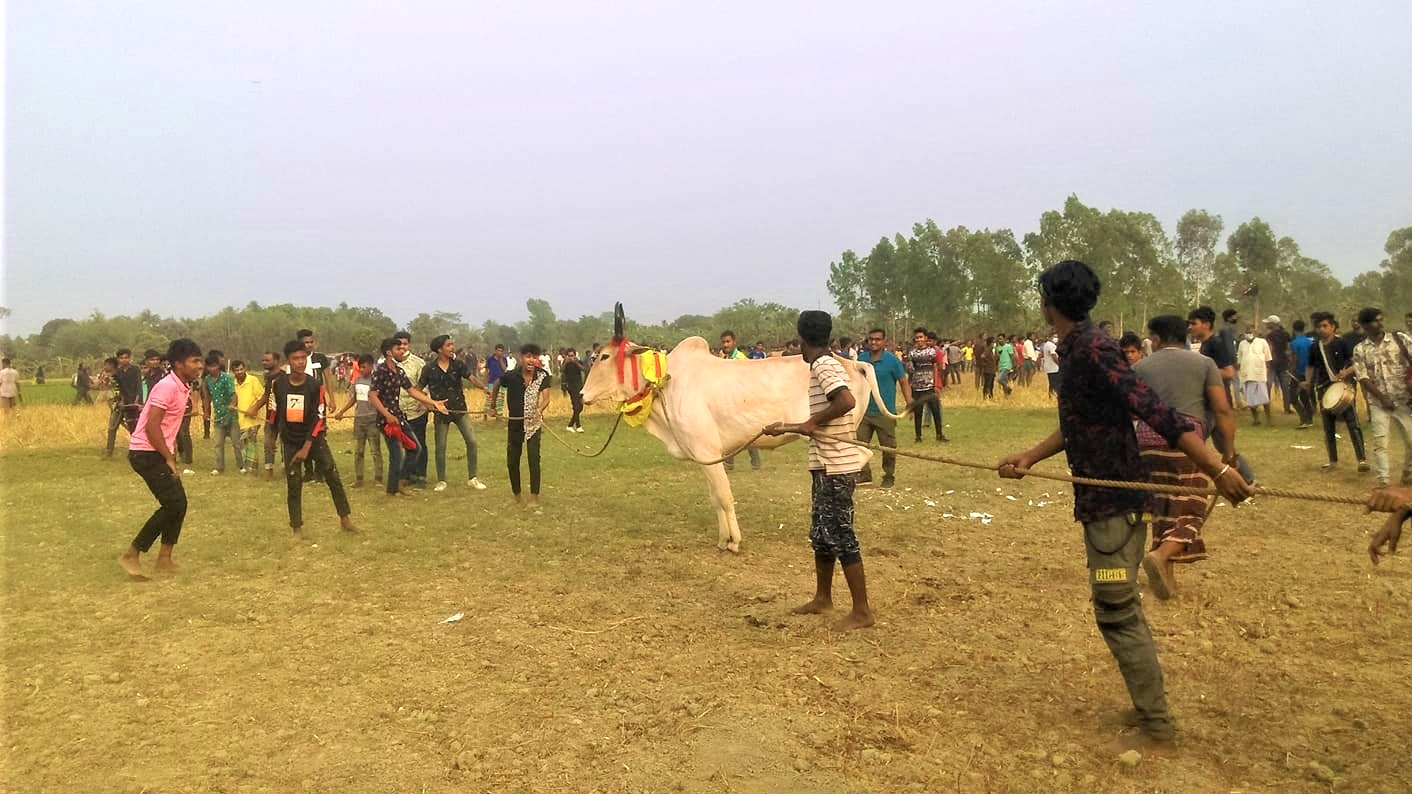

{"left": 379, "top": 337, "right": 400, "bottom": 356}
{"left": 1, "top": 358, "right": 9, "bottom": 367}
{"left": 720, "top": 330, "right": 736, "bottom": 341}
{"left": 1036, "top": 260, "right": 1101, "bottom": 322}
{"left": 1147, "top": 315, "right": 1187, "bottom": 345}
{"left": 143, "top": 349, "right": 161, "bottom": 360}
{"left": 116, "top": 348, "right": 132, "bottom": 358}
{"left": 494, "top": 344, "right": 505, "bottom": 351}
{"left": 231, "top": 359, "right": 246, "bottom": 370}
{"left": 204, "top": 353, "right": 222, "bottom": 366}
{"left": 912, "top": 327, "right": 928, "bottom": 336}
{"left": 357, "top": 353, "right": 375, "bottom": 368}
{"left": 838, "top": 336, "right": 853, "bottom": 347}
{"left": 798, "top": 310, "right": 833, "bottom": 347}
{"left": 393, "top": 331, "right": 411, "bottom": 343}
{"left": 429, "top": 334, "right": 452, "bottom": 353}
{"left": 1310, "top": 311, "right": 1337, "bottom": 329}
{"left": 1292, "top": 319, "right": 1306, "bottom": 333}
{"left": 564, "top": 348, "right": 577, "bottom": 356}
{"left": 1221, "top": 309, "right": 1239, "bottom": 322}
{"left": 1099, "top": 320, "right": 1114, "bottom": 329}
{"left": 867, "top": 327, "right": 886, "bottom": 337}
{"left": 166, "top": 339, "right": 202, "bottom": 363}
{"left": 284, "top": 340, "right": 306, "bottom": 357}
{"left": 297, "top": 329, "right": 314, "bottom": 340}
{"left": 1118, "top": 331, "right": 1143, "bottom": 350}
{"left": 264, "top": 350, "right": 282, "bottom": 361}
{"left": 520, "top": 343, "right": 542, "bottom": 357}
{"left": 1357, "top": 307, "right": 1383, "bottom": 325}
{"left": 1188, "top": 306, "right": 1216, "bottom": 325}
{"left": 104, "top": 357, "right": 118, "bottom": 367}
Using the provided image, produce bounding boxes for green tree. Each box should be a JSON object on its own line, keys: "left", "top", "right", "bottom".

{"left": 1175, "top": 210, "right": 1223, "bottom": 305}
{"left": 1226, "top": 218, "right": 1279, "bottom": 323}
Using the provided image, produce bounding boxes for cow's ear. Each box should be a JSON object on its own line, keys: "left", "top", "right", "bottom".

{"left": 613, "top": 303, "right": 625, "bottom": 342}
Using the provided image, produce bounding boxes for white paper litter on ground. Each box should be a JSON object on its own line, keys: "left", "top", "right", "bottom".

{"left": 440, "top": 613, "right": 464, "bottom": 624}
{"left": 1005, "top": 495, "right": 1018, "bottom": 502}
{"left": 923, "top": 499, "right": 937, "bottom": 507}
{"left": 1290, "top": 445, "right": 1313, "bottom": 450}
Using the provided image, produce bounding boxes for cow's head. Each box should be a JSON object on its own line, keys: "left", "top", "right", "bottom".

{"left": 581, "top": 302, "right": 650, "bottom": 405}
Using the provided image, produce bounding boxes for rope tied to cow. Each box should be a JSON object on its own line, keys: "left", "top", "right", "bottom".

{"left": 791, "top": 429, "right": 1367, "bottom": 507}
{"left": 483, "top": 411, "right": 626, "bottom": 458}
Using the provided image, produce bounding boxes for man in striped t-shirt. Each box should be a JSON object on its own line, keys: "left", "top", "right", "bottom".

{"left": 765, "top": 310, "right": 874, "bottom": 631}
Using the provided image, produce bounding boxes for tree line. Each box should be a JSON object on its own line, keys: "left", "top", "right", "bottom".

{"left": 3, "top": 194, "right": 1408, "bottom": 373}
{"left": 0, "top": 298, "right": 809, "bottom": 375}
{"left": 828, "top": 194, "right": 1411, "bottom": 339}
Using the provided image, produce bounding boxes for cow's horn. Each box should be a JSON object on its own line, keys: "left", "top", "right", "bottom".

{"left": 613, "top": 302, "right": 625, "bottom": 342}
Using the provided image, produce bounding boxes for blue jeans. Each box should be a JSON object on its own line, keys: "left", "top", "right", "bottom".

{"left": 406, "top": 413, "right": 429, "bottom": 481}
{"left": 212, "top": 416, "right": 243, "bottom": 472}
{"left": 383, "top": 433, "right": 408, "bottom": 494}
{"left": 433, "top": 413, "right": 478, "bottom": 481}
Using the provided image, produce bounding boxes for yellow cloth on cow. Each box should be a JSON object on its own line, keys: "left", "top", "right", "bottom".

{"left": 621, "top": 349, "right": 668, "bottom": 428}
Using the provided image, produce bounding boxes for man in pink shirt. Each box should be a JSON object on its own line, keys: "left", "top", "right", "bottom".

{"left": 119, "top": 339, "right": 204, "bottom": 579}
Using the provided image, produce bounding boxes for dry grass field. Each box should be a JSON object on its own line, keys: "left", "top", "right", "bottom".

{"left": 2, "top": 376, "right": 1409, "bottom": 793}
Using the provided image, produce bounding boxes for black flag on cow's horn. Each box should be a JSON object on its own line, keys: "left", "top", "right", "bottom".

{"left": 613, "top": 302, "right": 625, "bottom": 342}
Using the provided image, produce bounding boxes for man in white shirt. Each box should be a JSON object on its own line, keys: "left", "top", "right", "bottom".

{"left": 1040, "top": 336, "right": 1061, "bottom": 399}
{"left": 1237, "top": 327, "right": 1273, "bottom": 425}
{"left": 0, "top": 358, "right": 21, "bottom": 412}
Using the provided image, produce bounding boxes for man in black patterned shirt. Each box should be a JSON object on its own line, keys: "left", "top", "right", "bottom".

{"left": 999, "top": 260, "right": 1251, "bottom": 753}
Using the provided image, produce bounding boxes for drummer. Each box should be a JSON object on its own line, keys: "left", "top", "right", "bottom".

{"left": 1304, "top": 311, "right": 1368, "bottom": 473}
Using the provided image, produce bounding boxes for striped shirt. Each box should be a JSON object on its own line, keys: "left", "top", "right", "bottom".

{"left": 808, "top": 355, "right": 863, "bottom": 474}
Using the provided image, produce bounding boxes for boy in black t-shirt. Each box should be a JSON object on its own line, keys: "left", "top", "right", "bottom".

{"left": 274, "top": 340, "right": 358, "bottom": 539}
{"left": 487, "top": 344, "right": 552, "bottom": 509}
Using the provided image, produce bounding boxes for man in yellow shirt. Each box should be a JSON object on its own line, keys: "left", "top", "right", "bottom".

{"left": 232, "top": 360, "right": 267, "bottom": 477}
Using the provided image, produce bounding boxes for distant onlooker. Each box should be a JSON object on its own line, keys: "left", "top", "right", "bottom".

{"left": 72, "top": 363, "right": 93, "bottom": 404}
{"left": 0, "top": 358, "right": 20, "bottom": 413}
{"left": 560, "top": 348, "right": 587, "bottom": 432}
{"left": 105, "top": 349, "right": 143, "bottom": 457}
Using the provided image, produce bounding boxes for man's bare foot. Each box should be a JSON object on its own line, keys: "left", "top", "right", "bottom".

{"left": 292, "top": 527, "right": 305, "bottom": 540}
{"left": 154, "top": 558, "right": 178, "bottom": 574}
{"left": 791, "top": 598, "right": 833, "bottom": 615}
{"left": 830, "top": 608, "right": 875, "bottom": 631}
{"left": 117, "top": 551, "right": 148, "bottom": 580}
{"left": 340, "top": 516, "right": 361, "bottom": 534}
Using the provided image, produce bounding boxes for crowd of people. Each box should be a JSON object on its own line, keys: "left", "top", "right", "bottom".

{"left": 107, "top": 328, "right": 608, "bottom": 577}
{"left": 5, "top": 260, "right": 1407, "bottom": 758}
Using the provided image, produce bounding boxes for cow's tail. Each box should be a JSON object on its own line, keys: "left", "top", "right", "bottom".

{"left": 854, "top": 357, "right": 909, "bottom": 421}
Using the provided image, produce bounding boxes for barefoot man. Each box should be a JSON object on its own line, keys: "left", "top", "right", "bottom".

{"left": 764, "top": 310, "right": 875, "bottom": 631}
{"left": 274, "top": 340, "right": 360, "bottom": 539}
{"left": 118, "top": 339, "right": 203, "bottom": 579}
{"left": 997, "top": 261, "right": 1251, "bottom": 752}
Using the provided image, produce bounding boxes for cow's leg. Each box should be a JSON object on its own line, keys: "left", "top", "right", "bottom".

{"left": 700, "top": 462, "right": 743, "bottom": 552}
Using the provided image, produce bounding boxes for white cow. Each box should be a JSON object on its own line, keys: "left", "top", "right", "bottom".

{"left": 581, "top": 307, "right": 906, "bottom": 552}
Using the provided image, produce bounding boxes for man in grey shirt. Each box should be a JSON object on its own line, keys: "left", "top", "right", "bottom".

{"left": 1132, "top": 315, "right": 1241, "bottom": 600}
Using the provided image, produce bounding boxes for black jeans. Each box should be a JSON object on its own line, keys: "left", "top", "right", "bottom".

{"left": 1321, "top": 405, "right": 1367, "bottom": 463}
{"left": 912, "top": 391, "right": 942, "bottom": 439}
{"left": 568, "top": 392, "right": 584, "bottom": 428}
{"left": 284, "top": 437, "right": 351, "bottom": 528}
{"left": 982, "top": 373, "right": 995, "bottom": 399}
{"left": 507, "top": 424, "right": 542, "bottom": 495}
{"left": 129, "top": 451, "right": 188, "bottom": 551}
{"left": 176, "top": 414, "right": 194, "bottom": 464}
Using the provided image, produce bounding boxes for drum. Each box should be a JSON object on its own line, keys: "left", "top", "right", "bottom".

{"left": 1321, "top": 381, "right": 1354, "bottom": 414}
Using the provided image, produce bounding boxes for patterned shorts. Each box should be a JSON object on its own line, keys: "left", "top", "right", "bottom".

{"left": 810, "top": 470, "right": 861, "bottom": 566}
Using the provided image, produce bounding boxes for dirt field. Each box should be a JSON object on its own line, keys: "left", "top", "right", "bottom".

{"left": 3, "top": 394, "right": 1410, "bottom": 793}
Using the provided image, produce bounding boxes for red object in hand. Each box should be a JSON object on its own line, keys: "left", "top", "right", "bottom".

{"left": 383, "top": 421, "right": 418, "bottom": 451}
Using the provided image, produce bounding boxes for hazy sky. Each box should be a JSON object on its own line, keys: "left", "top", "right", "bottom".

{"left": 6, "top": 1, "right": 1410, "bottom": 335}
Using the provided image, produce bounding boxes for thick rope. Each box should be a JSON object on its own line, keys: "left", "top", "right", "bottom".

{"left": 797, "top": 430, "right": 1368, "bottom": 507}
{"left": 485, "top": 411, "right": 625, "bottom": 458}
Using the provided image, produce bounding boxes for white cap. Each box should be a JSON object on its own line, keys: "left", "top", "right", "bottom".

{"left": 1263, "top": 315, "right": 1280, "bottom": 324}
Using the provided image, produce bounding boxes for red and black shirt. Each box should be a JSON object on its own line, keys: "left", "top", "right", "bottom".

{"left": 1057, "top": 321, "right": 1194, "bottom": 523}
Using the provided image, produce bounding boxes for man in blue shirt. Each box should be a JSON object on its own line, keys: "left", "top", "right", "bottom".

{"left": 1288, "top": 318, "right": 1316, "bottom": 429}
{"left": 855, "top": 328, "right": 911, "bottom": 488}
